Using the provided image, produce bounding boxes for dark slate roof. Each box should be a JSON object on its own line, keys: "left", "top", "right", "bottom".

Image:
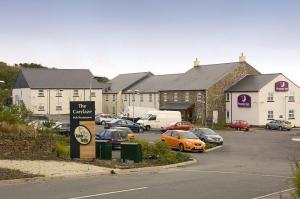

{"left": 160, "top": 102, "right": 194, "bottom": 110}
{"left": 127, "top": 73, "right": 183, "bottom": 93}
{"left": 160, "top": 62, "right": 246, "bottom": 91}
{"left": 226, "top": 74, "right": 280, "bottom": 92}
{"left": 14, "top": 68, "right": 103, "bottom": 89}
{"left": 107, "top": 72, "right": 153, "bottom": 93}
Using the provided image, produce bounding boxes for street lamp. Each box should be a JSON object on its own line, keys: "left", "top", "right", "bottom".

{"left": 89, "top": 77, "right": 95, "bottom": 101}
{"left": 127, "top": 89, "right": 140, "bottom": 122}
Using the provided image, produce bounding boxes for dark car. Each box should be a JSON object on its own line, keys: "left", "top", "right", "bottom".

{"left": 54, "top": 123, "right": 70, "bottom": 136}
{"left": 104, "top": 119, "right": 144, "bottom": 133}
{"left": 266, "top": 120, "right": 292, "bottom": 131}
{"left": 96, "top": 129, "right": 129, "bottom": 148}
{"left": 161, "top": 121, "right": 193, "bottom": 133}
{"left": 191, "top": 128, "right": 223, "bottom": 145}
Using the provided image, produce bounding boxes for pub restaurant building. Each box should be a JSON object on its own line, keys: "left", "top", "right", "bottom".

{"left": 225, "top": 73, "right": 300, "bottom": 127}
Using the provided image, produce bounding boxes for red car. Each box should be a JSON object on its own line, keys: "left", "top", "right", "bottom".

{"left": 228, "top": 120, "right": 250, "bottom": 131}
{"left": 161, "top": 121, "right": 193, "bottom": 132}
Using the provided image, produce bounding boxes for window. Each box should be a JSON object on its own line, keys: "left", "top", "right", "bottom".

{"left": 38, "top": 104, "right": 45, "bottom": 111}
{"left": 288, "top": 92, "right": 295, "bottom": 102}
{"left": 163, "top": 93, "right": 167, "bottom": 102}
{"left": 124, "top": 94, "right": 128, "bottom": 101}
{"left": 112, "top": 106, "right": 115, "bottom": 114}
{"left": 56, "top": 90, "right": 63, "bottom": 97}
{"left": 140, "top": 94, "right": 144, "bottom": 102}
{"left": 73, "top": 89, "right": 79, "bottom": 97}
{"left": 91, "top": 92, "right": 96, "bottom": 97}
{"left": 197, "top": 92, "right": 202, "bottom": 102}
{"left": 267, "top": 111, "right": 273, "bottom": 120}
{"left": 225, "top": 93, "right": 230, "bottom": 102}
{"left": 132, "top": 94, "right": 135, "bottom": 102}
{"left": 226, "top": 111, "right": 230, "bottom": 120}
{"left": 56, "top": 106, "right": 62, "bottom": 111}
{"left": 289, "top": 110, "right": 295, "bottom": 119}
{"left": 267, "top": 92, "right": 274, "bottom": 102}
{"left": 112, "top": 94, "right": 116, "bottom": 101}
{"left": 174, "top": 93, "right": 178, "bottom": 102}
{"left": 105, "top": 94, "right": 108, "bottom": 101}
{"left": 185, "top": 92, "right": 189, "bottom": 102}
{"left": 38, "top": 89, "right": 44, "bottom": 97}
{"left": 149, "top": 94, "right": 153, "bottom": 102}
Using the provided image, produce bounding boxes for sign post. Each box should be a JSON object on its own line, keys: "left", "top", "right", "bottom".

{"left": 70, "top": 101, "right": 95, "bottom": 159}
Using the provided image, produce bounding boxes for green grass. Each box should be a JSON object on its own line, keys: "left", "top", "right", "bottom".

{"left": 55, "top": 136, "right": 70, "bottom": 159}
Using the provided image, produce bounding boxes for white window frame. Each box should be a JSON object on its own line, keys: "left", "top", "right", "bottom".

{"left": 198, "top": 92, "right": 203, "bottom": 102}
{"left": 267, "top": 92, "right": 274, "bottom": 102}
{"left": 288, "top": 109, "right": 295, "bottom": 119}
{"left": 91, "top": 91, "right": 96, "bottom": 97}
{"left": 105, "top": 94, "right": 109, "bottom": 101}
{"left": 149, "top": 94, "right": 153, "bottom": 102}
{"left": 56, "top": 106, "right": 62, "bottom": 111}
{"left": 288, "top": 92, "right": 295, "bottom": 102}
{"left": 112, "top": 94, "right": 116, "bottom": 102}
{"left": 174, "top": 92, "right": 178, "bottom": 102}
{"left": 38, "top": 104, "right": 45, "bottom": 111}
{"left": 163, "top": 93, "right": 167, "bottom": 102}
{"left": 267, "top": 110, "right": 273, "bottom": 120}
{"left": 226, "top": 111, "right": 230, "bottom": 119}
{"left": 73, "top": 89, "right": 79, "bottom": 97}
{"left": 185, "top": 92, "right": 189, "bottom": 102}
{"left": 140, "top": 94, "right": 144, "bottom": 102}
{"left": 38, "top": 89, "right": 44, "bottom": 97}
{"left": 124, "top": 94, "right": 128, "bottom": 101}
{"left": 56, "top": 89, "right": 63, "bottom": 97}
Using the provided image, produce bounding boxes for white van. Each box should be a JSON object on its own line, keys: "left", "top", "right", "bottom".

{"left": 137, "top": 111, "right": 181, "bottom": 130}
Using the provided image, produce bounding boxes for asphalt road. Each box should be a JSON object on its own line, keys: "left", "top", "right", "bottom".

{"left": 1, "top": 129, "right": 300, "bottom": 199}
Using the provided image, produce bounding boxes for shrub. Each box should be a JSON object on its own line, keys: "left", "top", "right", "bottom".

{"left": 159, "top": 151, "right": 190, "bottom": 164}
{"left": 293, "top": 168, "right": 300, "bottom": 197}
{"left": 55, "top": 136, "right": 70, "bottom": 159}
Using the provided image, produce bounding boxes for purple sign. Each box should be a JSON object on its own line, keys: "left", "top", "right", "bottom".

{"left": 275, "top": 81, "right": 289, "bottom": 92}
{"left": 237, "top": 94, "right": 251, "bottom": 108}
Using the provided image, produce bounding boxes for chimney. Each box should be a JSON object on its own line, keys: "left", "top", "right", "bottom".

{"left": 239, "top": 52, "right": 246, "bottom": 62}
{"left": 194, "top": 57, "right": 200, "bottom": 67}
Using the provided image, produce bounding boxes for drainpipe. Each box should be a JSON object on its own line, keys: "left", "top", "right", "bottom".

{"left": 231, "top": 92, "right": 233, "bottom": 123}
{"left": 48, "top": 89, "right": 50, "bottom": 115}
{"left": 205, "top": 90, "right": 208, "bottom": 125}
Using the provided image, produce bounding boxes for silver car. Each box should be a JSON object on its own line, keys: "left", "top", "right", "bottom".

{"left": 266, "top": 120, "right": 292, "bottom": 131}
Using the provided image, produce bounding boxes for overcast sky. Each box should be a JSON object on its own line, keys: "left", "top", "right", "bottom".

{"left": 0, "top": 0, "right": 299, "bottom": 84}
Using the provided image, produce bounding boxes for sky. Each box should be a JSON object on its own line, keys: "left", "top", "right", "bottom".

{"left": 0, "top": 0, "right": 299, "bottom": 84}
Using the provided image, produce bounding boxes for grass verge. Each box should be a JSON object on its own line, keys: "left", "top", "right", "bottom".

{"left": 0, "top": 168, "right": 43, "bottom": 180}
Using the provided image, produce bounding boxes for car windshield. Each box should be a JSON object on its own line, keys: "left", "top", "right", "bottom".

{"left": 179, "top": 131, "right": 198, "bottom": 139}
{"left": 141, "top": 114, "right": 152, "bottom": 120}
{"left": 110, "top": 119, "right": 120, "bottom": 123}
{"left": 200, "top": 128, "right": 217, "bottom": 135}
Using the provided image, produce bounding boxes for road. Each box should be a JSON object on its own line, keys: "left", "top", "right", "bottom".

{"left": 1, "top": 129, "right": 300, "bottom": 199}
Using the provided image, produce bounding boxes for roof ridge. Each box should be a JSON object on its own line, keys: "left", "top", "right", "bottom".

{"left": 197, "top": 61, "right": 241, "bottom": 67}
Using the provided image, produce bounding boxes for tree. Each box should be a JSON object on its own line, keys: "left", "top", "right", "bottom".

{"left": 95, "top": 76, "right": 109, "bottom": 83}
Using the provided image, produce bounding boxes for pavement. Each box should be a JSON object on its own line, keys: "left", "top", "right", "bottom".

{"left": 1, "top": 129, "right": 300, "bottom": 199}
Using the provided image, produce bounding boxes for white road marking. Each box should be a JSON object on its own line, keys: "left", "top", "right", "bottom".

{"left": 251, "top": 188, "right": 295, "bottom": 199}
{"left": 173, "top": 169, "right": 292, "bottom": 179}
{"left": 68, "top": 187, "right": 149, "bottom": 199}
{"left": 292, "top": 138, "right": 300, "bottom": 141}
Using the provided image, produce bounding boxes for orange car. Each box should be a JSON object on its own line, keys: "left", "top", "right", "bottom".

{"left": 161, "top": 130, "right": 206, "bottom": 152}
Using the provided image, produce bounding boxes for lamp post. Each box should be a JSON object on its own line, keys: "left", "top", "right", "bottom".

{"left": 89, "top": 77, "right": 95, "bottom": 101}
{"left": 127, "top": 89, "right": 139, "bottom": 122}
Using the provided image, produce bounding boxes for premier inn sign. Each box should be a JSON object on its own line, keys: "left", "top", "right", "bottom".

{"left": 237, "top": 94, "right": 251, "bottom": 108}
{"left": 275, "top": 81, "right": 289, "bottom": 92}
{"left": 70, "top": 101, "right": 95, "bottom": 159}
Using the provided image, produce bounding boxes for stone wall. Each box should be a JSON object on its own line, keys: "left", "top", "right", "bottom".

{"left": 206, "top": 62, "right": 260, "bottom": 124}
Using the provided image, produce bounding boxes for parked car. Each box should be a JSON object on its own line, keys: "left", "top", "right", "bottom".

{"left": 104, "top": 119, "right": 145, "bottom": 133}
{"left": 96, "top": 129, "right": 129, "bottom": 148}
{"left": 137, "top": 110, "right": 181, "bottom": 131}
{"left": 228, "top": 120, "right": 250, "bottom": 131}
{"left": 191, "top": 128, "right": 223, "bottom": 145}
{"left": 95, "top": 114, "right": 113, "bottom": 125}
{"left": 161, "top": 130, "right": 206, "bottom": 152}
{"left": 110, "top": 127, "right": 135, "bottom": 140}
{"left": 161, "top": 121, "right": 193, "bottom": 132}
{"left": 266, "top": 120, "right": 292, "bottom": 131}
{"left": 54, "top": 123, "right": 70, "bottom": 136}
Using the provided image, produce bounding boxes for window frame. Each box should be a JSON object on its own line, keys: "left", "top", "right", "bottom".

{"left": 148, "top": 94, "right": 153, "bottom": 102}
{"left": 174, "top": 92, "right": 178, "bottom": 102}
{"left": 225, "top": 93, "right": 230, "bottom": 102}
{"left": 197, "top": 92, "right": 203, "bottom": 102}
{"left": 267, "top": 110, "right": 274, "bottom": 120}
{"left": 163, "top": 93, "right": 167, "bottom": 102}
{"left": 38, "top": 89, "right": 44, "bottom": 97}
{"left": 288, "top": 92, "right": 295, "bottom": 102}
{"left": 56, "top": 105, "right": 62, "bottom": 111}
{"left": 288, "top": 109, "right": 295, "bottom": 119}
{"left": 73, "top": 89, "right": 79, "bottom": 97}
{"left": 185, "top": 92, "right": 189, "bottom": 102}
{"left": 267, "top": 92, "right": 274, "bottom": 102}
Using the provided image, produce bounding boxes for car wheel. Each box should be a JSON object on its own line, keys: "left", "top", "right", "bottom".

{"left": 279, "top": 126, "right": 283, "bottom": 131}
{"left": 139, "top": 128, "right": 144, "bottom": 133}
{"left": 179, "top": 143, "right": 184, "bottom": 152}
{"left": 146, "top": 126, "right": 150, "bottom": 131}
